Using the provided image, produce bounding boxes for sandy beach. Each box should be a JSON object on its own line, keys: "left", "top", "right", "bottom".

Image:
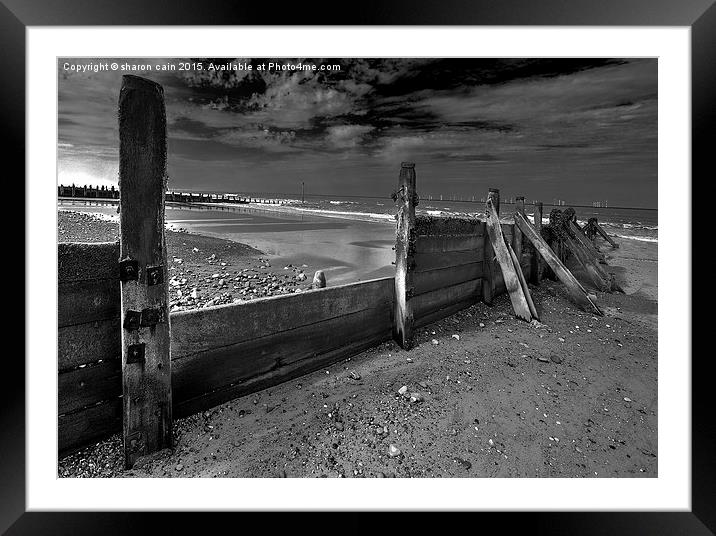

{"left": 58, "top": 209, "right": 657, "bottom": 478}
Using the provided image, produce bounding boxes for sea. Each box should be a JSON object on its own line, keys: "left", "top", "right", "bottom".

{"left": 58, "top": 193, "right": 658, "bottom": 243}
{"left": 260, "top": 194, "right": 658, "bottom": 244}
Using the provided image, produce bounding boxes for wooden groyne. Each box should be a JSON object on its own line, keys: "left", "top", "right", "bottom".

{"left": 57, "top": 75, "right": 622, "bottom": 465}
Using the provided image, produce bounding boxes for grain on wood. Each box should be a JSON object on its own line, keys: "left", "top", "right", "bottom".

{"left": 412, "top": 278, "right": 481, "bottom": 320}
{"left": 484, "top": 198, "right": 532, "bottom": 322}
{"left": 412, "top": 262, "right": 483, "bottom": 296}
{"left": 172, "top": 305, "right": 391, "bottom": 403}
{"left": 393, "top": 162, "right": 417, "bottom": 349}
{"left": 173, "top": 329, "right": 390, "bottom": 419}
{"left": 58, "top": 360, "right": 122, "bottom": 415}
{"left": 482, "top": 189, "right": 500, "bottom": 305}
{"left": 58, "top": 399, "right": 122, "bottom": 456}
{"left": 171, "top": 277, "right": 393, "bottom": 359}
{"left": 58, "top": 279, "right": 121, "bottom": 328}
{"left": 58, "top": 319, "right": 121, "bottom": 371}
{"left": 413, "top": 250, "right": 483, "bottom": 273}
{"left": 507, "top": 241, "right": 539, "bottom": 321}
{"left": 118, "top": 74, "right": 172, "bottom": 467}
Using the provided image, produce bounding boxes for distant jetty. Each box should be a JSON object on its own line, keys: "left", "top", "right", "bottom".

{"left": 58, "top": 184, "right": 281, "bottom": 205}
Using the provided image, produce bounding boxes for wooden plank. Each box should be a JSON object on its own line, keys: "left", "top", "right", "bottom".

{"left": 592, "top": 219, "right": 619, "bottom": 248}
{"left": 414, "top": 234, "right": 483, "bottom": 254}
{"left": 393, "top": 162, "right": 417, "bottom": 349}
{"left": 514, "top": 212, "right": 602, "bottom": 315}
{"left": 58, "top": 318, "right": 121, "bottom": 371}
{"left": 485, "top": 198, "right": 532, "bottom": 322}
{"left": 58, "top": 399, "right": 122, "bottom": 456}
{"left": 507, "top": 241, "right": 539, "bottom": 321}
{"left": 172, "top": 306, "right": 391, "bottom": 404}
{"left": 58, "top": 242, "right": 120, "bottom": 283}
{"left": 413, "top": 262, "right": 483, "bottom": 296}
{"left": 412, "top": 278, "right": 481, "bottom": 320}
{"left": 414, "top": 296, "right": 479, "bottom": 329}
{"left": 58, "top": 279, "right": 120, "bottom": 328}
{"left": 413, "top": 250, "right": 482, "bottom": 273}
{"left": 118, "top": 74, "right": 172, "bottom": 467}
{"left": 171, "top": 277, "right": 394, "bottom": 359}
{"left": 173, "top": 327, "right": 391, "bottom": 419}
{"left": 58, "top": 360, "right": 121, "bottom": 415}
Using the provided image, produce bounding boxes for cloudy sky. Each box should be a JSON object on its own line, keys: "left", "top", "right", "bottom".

{"left": 58, "top": 58, "right": 657, "bottom": 207}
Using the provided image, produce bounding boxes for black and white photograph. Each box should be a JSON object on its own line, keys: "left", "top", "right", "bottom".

{"left": 55, "top": 57, "right": 660, "bottom": 479}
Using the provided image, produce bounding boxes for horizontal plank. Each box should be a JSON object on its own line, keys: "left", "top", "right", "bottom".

{"left": 58, "top": 242, "right": 120, "bottom": 283}
{"left": 172, "top": 305, "right": 391, "bottom": 403}
{"left": 414, "top": 250, "right": 482, "bottom": 273}
{"left": 58, "top": 318, "right": 120, "bottom": 371}
{"left": 414, "top": 234, "right": 483, "bottom": 254}
{"left": 415, "top": 296, "right": 479, "bottom": 329}
{"left": 171, "top": 276, "right": 394, "bottom": 359}
{"left": 412, "top": 278, "right": 481, "bottom": 320}
{"left": 58, "top": 279, "right": 121, "bottom": 328}
{"left": 58, "top": 398, "right": 122, "bottom": 456}
{"left": 415, "top": 216, "right": 484, "bottom": 236}
{"left": 58, "top": 360, "right": 121, "bottom": 415}
{"left": 413, "top": 262, "right": 483, "bottom": 296}
{"left": 174, "top": 328, "right": 390, "bottom": 419}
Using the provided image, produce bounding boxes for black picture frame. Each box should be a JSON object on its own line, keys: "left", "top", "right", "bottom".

{"left": 6, "top": 0, "right": 711, "bottom": 532}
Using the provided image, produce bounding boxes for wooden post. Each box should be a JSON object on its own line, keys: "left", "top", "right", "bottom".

{"left": 533, "top": 202, "right": 543, "bottom": 229}
{"left": 482, "top": 188, "right": 500, "bottom": 305}
{"left": 118, "top": 75, "right": 172, "bottom": 468}
{"left": 393, "top": 162, "right": 417, "bottom": 349}
{"left": 530, "top": 201, "right": 545, "bottom": 283}
{"left": 513, "top": 196, "right": 525, "bottom": 274}
{"left": 485, "top": 197, "right": 532, "bottom": 321}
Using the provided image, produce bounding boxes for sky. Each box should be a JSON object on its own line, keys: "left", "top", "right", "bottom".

{"left": 58, "top": 58, "right": 657, "bottom": 207}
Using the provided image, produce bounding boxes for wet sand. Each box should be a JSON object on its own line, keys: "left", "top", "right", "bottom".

{"left": 59, "top": 200, "right": 397, "bottom": 286}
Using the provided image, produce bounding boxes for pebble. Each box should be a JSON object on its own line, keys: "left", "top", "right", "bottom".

{"left": 349, "top": 371, "right": 361, "bottom": 380}
{"left": 388, "top": 444, "right": 401, "bottom": 458}
{"left": 537, "top": 356, "right": 550, "bottom": 363}
{"left": 431, "top": 339, "right": 439, "bottom": 345}
{"left": 452, "top": 334, "right": 460, "bottom": 340}
{"left": 550, "top": 355, "right": 563, "bottom": 364}
{"left": 175, "top": 464, "right": 183, "bottom": 471}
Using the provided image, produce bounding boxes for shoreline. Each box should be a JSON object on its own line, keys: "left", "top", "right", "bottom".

{"left": 58, "top": 198, "right": 658, "bottom": 244}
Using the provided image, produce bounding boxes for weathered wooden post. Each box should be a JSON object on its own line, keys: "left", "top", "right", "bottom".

{"left": 533, "top": 201, "right": 543, "bottom": 229}
{"left": 514, "top": 196, "right": 525, "bottom": 268}
{"left": 118, "top": 75, "right": 172, "bottom": 468}
{"left": 393, "top": 162, "right": 417, "bottom": 349}
{"left": 482, "top": 188, "right": 500, "bottom": 305}
{"left": 531, "top": 201, "right": 545, "bottom": 283}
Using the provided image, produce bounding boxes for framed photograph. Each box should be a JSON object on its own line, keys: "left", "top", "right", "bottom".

{"left": 8, "top": 0, "right": 711, "bottom": 531}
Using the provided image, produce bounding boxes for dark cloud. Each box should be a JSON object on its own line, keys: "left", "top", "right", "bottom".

{"left": 58, "top": 57, "right": 657, "bottom": 206}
